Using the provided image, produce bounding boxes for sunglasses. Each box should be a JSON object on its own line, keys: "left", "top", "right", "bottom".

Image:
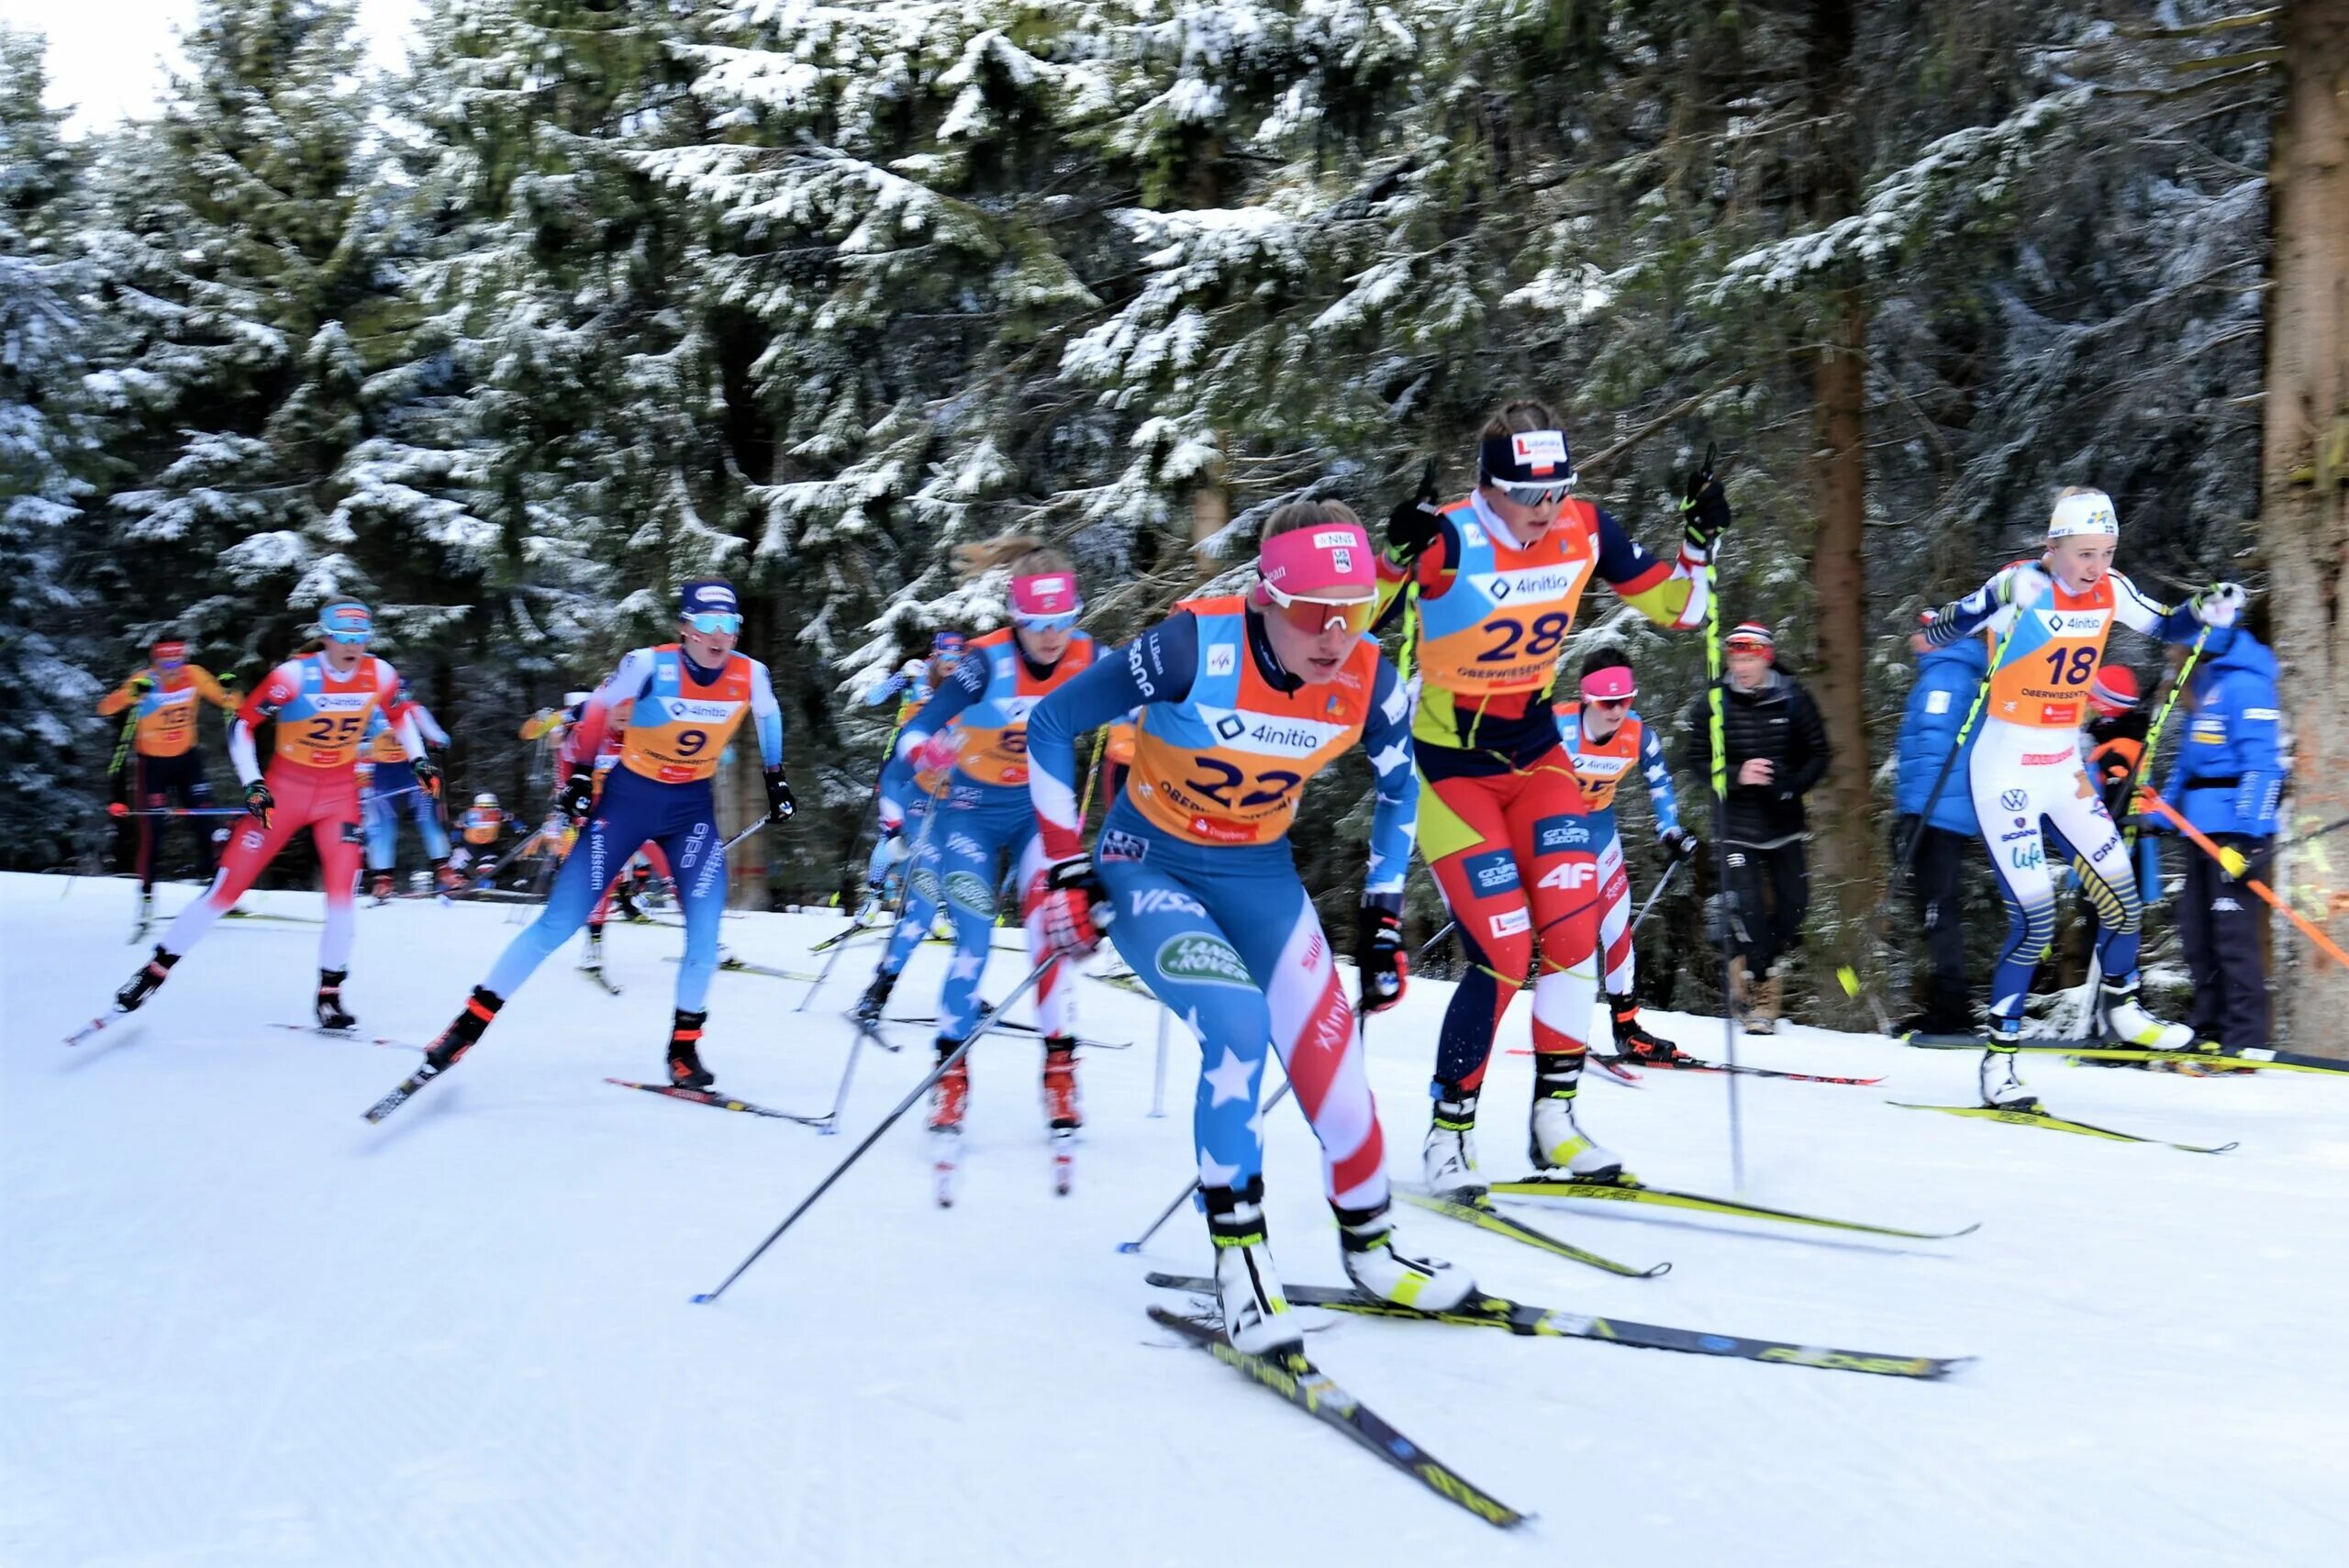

{"left": 1587, "top": 695, "right": 1631, "bottom": 709}
{"left": 1726, "top": 639, "right": 1772, "bottom": 655}
{"left": 1488, "top": 477, "right": 1574, "bottom": 508}
{"left": 1260, "top": 584, "right": 1377, "bottom": 638}
{"left": 1014, "top": 610, "right": 1081, "bottom": 633}
{"left": 325, "top": 629, "right": 372, "bottom": 645}
{"left": 684, "top": 611, "right": 743, "bottom": 636}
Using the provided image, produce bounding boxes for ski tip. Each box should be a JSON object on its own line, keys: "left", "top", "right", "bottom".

{"left": 689, "top": 1292, "right": 717, "bottom": 1304}
{"left": 1642, "top": 1262, "right": 1674, "bottom": 1278}
{"left": 1116, "top": 1241, "right": 1143, "bottom": 1254}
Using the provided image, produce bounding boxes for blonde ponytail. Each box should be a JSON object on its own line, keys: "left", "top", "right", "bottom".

{"left": 952, "top": 532, "right": 1074, "bottom": 582}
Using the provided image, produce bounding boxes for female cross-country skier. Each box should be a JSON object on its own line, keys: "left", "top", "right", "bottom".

{"left": 110, "top": 602, "right": 439, "bottom": 1029}
{"left": 96, "top": 635, "right": 241, "bottom": 928}
{"left": 408, "top": 580, "right": 792, "bottom": 1094}
{"left": 1381, "top": 399, "right": 1729, "bottom": 1197}
{"left": 1026, "top": 501, "right": 1474, "bottom": 1353}
{"left": 1914, "top": 487, "right": 2243, "bottom": 1107}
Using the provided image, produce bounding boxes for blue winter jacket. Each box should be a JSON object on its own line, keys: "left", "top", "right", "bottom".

{"left": 1894, "top": 637, "right": 1987, "bottom": 835}
{"left": 2165, "top": 629, "right": 2285, "bottom": 839}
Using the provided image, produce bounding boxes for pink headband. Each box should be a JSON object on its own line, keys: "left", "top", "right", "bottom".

{"left": 1010, "top": 573, "right": 1080, "bottom": 618}
{"left": 1255, "top": 523, "right": 1375, "bottom": 602}
{"left": 1580, "top": 665, "right": 1636, "bottom": 703}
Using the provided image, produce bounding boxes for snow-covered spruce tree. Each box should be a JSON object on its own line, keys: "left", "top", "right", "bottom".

{"left": 0, "top": 29, "right": 106, "bottom": 863}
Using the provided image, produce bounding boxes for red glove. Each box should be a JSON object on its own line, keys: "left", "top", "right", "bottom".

{"left": 910, "top": 730, "right": 961, "bottom": 775}
{"left": 1033, "top": 856, "right": 1111, "bottom": 960}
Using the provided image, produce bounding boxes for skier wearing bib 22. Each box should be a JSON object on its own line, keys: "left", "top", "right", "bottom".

{"left": 413, "top": 580, "right": 793, "bottom": 1093}
{"left": 889, "top": 538, "right": 1097, "bottom": 1143}
{"left": 1916, "top": 488, "right": 2245, "bottom": 1107}
{"left": 1028, "top": 502, "right": 1474, "bottom": 1355}
{"left": 1383, "top": 400, "right": 1729, "bottom": 1197}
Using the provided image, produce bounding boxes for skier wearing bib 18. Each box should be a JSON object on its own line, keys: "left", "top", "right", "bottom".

{"left": 1914, "top": 487, "right": 2245, "bottom": 1107}
{"left": 1384, "top": 400, "right": 1730, "bottom": 1197}
{"left": 410, "top": 580, "right": 793, "bottom": 1094}
{"left": 1026, "top": 501, "right": 1473, "bottom": 1352}
{"left": 109, "top": 602, "right": 440, "bottom": 1029}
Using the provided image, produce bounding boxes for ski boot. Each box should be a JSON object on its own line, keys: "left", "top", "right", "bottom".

{"left": 1610, "top": 996, "right": 1690, "bottom": 1065}
{"left": 134, "top": 886, "right": 154, "bottom": 938}
{"left": 424, "top": 986, "right": 503, "bottom": 1072}
{"left": 434, "top": 861, "right": 462, "bottom": 895}
{"left": 114, "top": 945, "right": 178, "bottom": 1014}
{"left": 666, "top": 1008, "right": 713, "bottom": 1091}
{"left": 1336, "top": 1202, "right": 1475, "bottom": 1312}
{"left": 370, "top": 871, "right": 395, "bottom": 904}
{"left": 852, "top": 968, "right": 897, "bottom": 1028}
{"left": 928, "top": 1040, "right": 970, "bottom": 1132}
{"left": 1421, "top": 1089, "right": 1486, "bottom": 1199}
{"left": 579, "top": 924, "right": 605, "bottom": 971}
{"left": 615, "top": 883, "right": 649, "bottom": 925}
{"left": 2099, "top": 981, "right": 2193, "bottom": 1051}
{"left": 1528, "top": 1053, "right": 1625, "bottom": 1181}
{"left": 1041, "top": 1037, "right": 1081, "bottom": 1130}
{"left": 1206, "top": 1176, "right": 1300, "bottom": 1355}
{"left": 1978, "top": 1024, "right": 2037, "bottom": 1109}
{"left": 316, "top": 968, "right": 357, "bottom": 1032}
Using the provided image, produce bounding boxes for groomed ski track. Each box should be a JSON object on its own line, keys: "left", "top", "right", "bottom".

{"left": 5, "top": 872, "right": 2343, "bottom": 1567}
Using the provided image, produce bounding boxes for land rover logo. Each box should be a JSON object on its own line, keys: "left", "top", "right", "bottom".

{"left": 910, "top": 868, "right": 941, "bottom": 902}
{"left": 944, "top": 870, "right": 994, "bottom": 913}
{"left": 1156, "top": 934, "right": 1251, "bottom": 988}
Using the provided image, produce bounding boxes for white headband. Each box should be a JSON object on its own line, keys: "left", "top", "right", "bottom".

{"left": 2047, "top": 490, "right": 2119, "bottom": 539}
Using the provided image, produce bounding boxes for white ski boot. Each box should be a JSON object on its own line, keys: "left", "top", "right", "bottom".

{"left": 1420, "top": 1091, "right": 1486, "bottom": 1199}
{"left": 2100, "top": 982, "right": 2193, "bottom": 1051}
{"left": 1205, "top": 1177, "right": 1300, "bottom": 1355}
{"left": 1528, "top": 1056, "right": 1625, "bottom": 1181}
{"left": 1978, "top": 1029, "right": 2037, "bottom": 1109}
{"left": 1337, "top": 1206, "right": 1475, "bottom": 1312}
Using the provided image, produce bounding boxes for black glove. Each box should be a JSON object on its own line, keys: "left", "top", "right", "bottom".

{"left": 128, "top": 673, "right": 155, "bottom": 695}
{"left": 412, "top": 757, "right": 443, "bottom": 799}
{"left": 1680, "top": 458, "right": 1731, "bottom": 554}
{"left": 243, "top": 780, "right": 274, "bottom": 828}
{"left": 1386, "top": 458, "right": 1442, "bottom": 561}
{"left": 1658, "top": 826, "right": 1699, "bottom": 864}
{"left": 763, "top": 770, "right": 796, "bottom": 824}
{"left": 1355, "top": 894, "right": 1408, "bottom": 1014}
{"left": 556, "top": 770, "right": 596, "bottom": 820}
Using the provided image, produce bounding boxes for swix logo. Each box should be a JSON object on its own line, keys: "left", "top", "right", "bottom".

{"left": 1129, "top": 887, "right": 1206, "bottom": 917}
{"left": 671, "top": 699, "right": 737, "bottom": 723}
{"left": 998, "top": 696, "right": 1037, "bottom": 725}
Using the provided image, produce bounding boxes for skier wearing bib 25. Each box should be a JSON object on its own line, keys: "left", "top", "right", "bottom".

{"left": 1916, "top": 487, "right": 2245, "bottom": 1107}
{"left": 110, "top": 602, "right": 440, "bottom": 1029}
{"left": 886, "top": 538, "right": 1097, "bottom": 1149}
{"left": 412, "top": 581, "right": 793, "bottom": 1093}
{"left": 1027, "top": 502, "right": 1474, "bottom": 1354}
{"left": 1553, "top": 649, "right": 1699, "bottom": 1063}
{"left": 1383, "top": 400, "right": 1729, "bottom": 1196}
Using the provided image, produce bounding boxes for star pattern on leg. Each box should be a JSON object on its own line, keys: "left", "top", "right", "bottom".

{"left": 1203, "top": 1046, "right": 1259, "bottom": 1107}
{"left": 1197, "top": 1150, "right": 1241, "bottom": 1189}
{"left": 950, "top": 952, "right": 985, "bottom": 981}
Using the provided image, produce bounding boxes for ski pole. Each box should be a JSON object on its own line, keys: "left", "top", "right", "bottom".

{"left": 796, "top": 784, "right": 940, "bottom": 1011}
{"left": 1694, "top": 444, "right": 1744, "bottom": 1191}
{"left": 692, "top": 954, "right": 1058, "bottom": 1304}
{"left": 1149, "top": 1004, "right": 1171, "bottom": 1118}
{"left": 1117, "top": 1074, "right": 1296, "bottom": 1255}
{"left": 1629, "top": 855, "right": 1687, "bottom": 937}
{"left": 1413, "top": 919, "right": 1457, "bottom": 970}
{"left": 2140, "top": 788, "right": 2349, "bottom": 973}
{"left": 2117, "top": 625, "right": 2210, "bottom": 851}
{"left": 106, "top": 803, "right": 248, "bottom": 818}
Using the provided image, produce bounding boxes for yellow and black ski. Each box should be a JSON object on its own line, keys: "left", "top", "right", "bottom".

{"left": 1484, "top": 1175, "right": 1978, "bottom": 1240}
{"left": 1397, "top": 1186, "right": 1670, "bottom": 1277}
{"left": 1891, "top": 1102, "right": 2237, "bottom": 1154}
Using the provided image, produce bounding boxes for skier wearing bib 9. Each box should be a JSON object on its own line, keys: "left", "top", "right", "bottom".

{"left": 411, "top": 581, "right": 792, "bottom": 1093}
{"left": 1553, "top": 650, "right": 1699, "bottom": 1063}
{"left": 1382, "top": 400, "right": 1729, "bottom": 1196}
{"left": 888, "top": 539, "right": 1097, "bottom": 1144}
{"left": 1915, "top": 487, "right": 2245, "bottom": 1107}
{"left": 109, "top": 602, "right": 438, "bottom": 1029}
{"left": 1026, "top": 502, "right": 1473, "bottom": 1353}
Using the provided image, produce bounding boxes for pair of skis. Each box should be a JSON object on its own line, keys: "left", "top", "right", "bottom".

{"left": 1891, "top": 1101, "right": 2238, "bottom": 1154}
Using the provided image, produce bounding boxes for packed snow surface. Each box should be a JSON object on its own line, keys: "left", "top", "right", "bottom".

{"left": 5, "top": 872, "right": 2344, "bottom": 1566}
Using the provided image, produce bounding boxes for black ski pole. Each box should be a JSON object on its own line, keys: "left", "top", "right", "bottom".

{"left": 1117, "top": 1074, "right": 1296, "bottom": 1255}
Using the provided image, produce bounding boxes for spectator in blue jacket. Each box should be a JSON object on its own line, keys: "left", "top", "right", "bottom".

{"left": 2164, "top": 626, "right": 2286, "bottom": 1051}
{"left": 1893, "top": 616, "right": 1988, "bottom": 1037}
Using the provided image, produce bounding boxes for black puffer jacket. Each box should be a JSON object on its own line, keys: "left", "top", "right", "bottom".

{"left": 1677, "top": 670, "right": 1831, "bottom": 843}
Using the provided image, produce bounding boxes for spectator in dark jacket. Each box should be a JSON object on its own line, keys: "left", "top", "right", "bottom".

{"left": 1892, "top": 618, "right": 1987, "bottom": 1036}
{"left": 2163, "top": 628, "right": 2286, "bottom": 1050}
{"left": 1678, "top": 622, "right": 1831, "bottom": 1031}
{"left": 2082, "top": 664, "right": 2158, "bottom": 904}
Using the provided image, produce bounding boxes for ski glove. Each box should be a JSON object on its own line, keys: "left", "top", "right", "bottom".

{"left": 1658, "top": 825, "right": 1700, "bottom": 864}
{"left": 1997, "top": 562, "right": 2054, "bottom": 610}
{"left": 243, "top": 780, "right": 274, "bottom": 829}
{"left": 128, "top": 673, "right": 155, "bottom": 695}
{"left": 556, "top": 770, "right": 596, "bottom": 820}
{"left": 1034, "top": 855, "right": 1111, "bottom": 961}
{"left": 910, "top": 729, "right": 961, "bottom": 776}
{"left": 1386, "top": 458, "right": 1443, "bottom": 562}
{"left": 217, "top": 671, "right": 240, "bottom": 692}
{"left": 412, "top": 757, "right": 443, "bottom": 799}
{"left": 763, "top": 771, "right": 796, "bottom": 824}
{"left": 1355, "top": 894, "right": 1408, "bottom": 1014}
{"left": 2190, "top": 582, "right": 2247, "bottom": 628}
{"left": 1679, "top": 466, "right": 1731, "bottom": 554}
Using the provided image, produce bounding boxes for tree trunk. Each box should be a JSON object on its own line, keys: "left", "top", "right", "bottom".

{"left": 1810, "top": 289, "right": 1877, "bottom": 936}
{"left": 2264, "top": 0, "right": 2349, "bottom": 1058}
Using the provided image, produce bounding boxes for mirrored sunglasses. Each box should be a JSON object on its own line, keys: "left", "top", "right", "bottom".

{"left": 684, "top": 611, "right": 743, "bottom": 636}
{"left": 1490, "top": 477, "right": 1573, "bottom": 508}
{"left": 1013, "top": 610, "right": 1081, "bottom": 633}
{"left": 1262, "top": 584, "right": 1377, "bottom": 638}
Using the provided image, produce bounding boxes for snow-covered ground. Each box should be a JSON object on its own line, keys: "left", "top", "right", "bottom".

{"left": 5, "top": 870, "right": 2345, "bottom": 1567}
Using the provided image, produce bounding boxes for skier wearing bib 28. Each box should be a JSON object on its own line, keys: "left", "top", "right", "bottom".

{"left": 1027, "top": 502, "right": 1473, "bottom": 1353}
{"left": 360, "top": 698, "right": 452, "bottom": 897}
{"left": 96, "top": 636, "right": 241, "bottom": 924}
{"left": 1380, "top": 400, "right": 1729, "bottom": 1197}
{"left": 412, "top": 580, "right": 792, "bottom": 1093}
{"left": 1553, "top": 649, "right": 1700, "bottom": 1063}
{"left": 886, "top": 538, "right": 1097, "bottom": 1148}
{"left": 1916, "top": 488, "right": 2245, "bottom": 1107}
{"left": 110, "top": 602, "right": 440, "bottom": 1029}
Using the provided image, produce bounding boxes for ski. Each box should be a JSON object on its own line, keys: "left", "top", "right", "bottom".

{"left": 846, "top": 1019, "right": 903, "bottom": 1054}
{"left": 1542, "top": 1047, "right": 1876, "bottom": 1084}
{"left": 885, "top": 1014, "right": 1132, "bottom": 1051}
{"left": 1145, "top": 1305, "right": 1528, "bottom": 1529}
{"left": 1484, "top": 1175, "right": 1979, "bottom": 1240}
{"left": 1052, "top": 1129, "right": 1074, "bottom": 1196}
{"left": 1146, "top": 1274, "right": 1969, "bottom": 1383}
{"left": 2026, "top": 1042, "right": 2348, "bottom": 1077}
{"left": 362, "top": 1059, "right": 452, "bottom": 1123}
{"left": 578, "top": 964, "right": 624, "bottom": 995}
{"left": 670, "top": 954, "right": 821, "bottom": 984}
{"left": 63, "top": 1015, "right": 127, "bottom": 1048}
{"left": 1586, "top": 1053, "right": 1643, "bottom": 1084}
{"left": 271, "top": 1023, "right": 420, "bottom": 1051}
{"left": 1890, "top": 1102, "right": 2238, "bottom": 1154}
{"left": 932, "top": 1129, "right": 959, "bottom": 1207}
{"left": 1397, "top": 1187, "right": 1670, "bottom": 1278}
{"left": 221, "top": 907, "right": 321, "bottom": 925}
{"left": 1898, "top": 1030, "right": 1987, "bottom": 1050}
{"left": 603, "top": 1078, "right": 831, "bottom": 1124}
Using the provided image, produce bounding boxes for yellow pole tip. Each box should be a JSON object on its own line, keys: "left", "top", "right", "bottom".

{"left": 1836, "top": 966, "right": 1860, "bottom": 995}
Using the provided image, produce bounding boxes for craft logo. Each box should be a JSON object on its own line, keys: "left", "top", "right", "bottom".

{"left": 1207, "top": 645, "right": 1236, "bottom": 678}
{"left": 944, "top": 870, "right": 994, "bottom": 913}
{"left": 1156, "top": 934, "right": 1252, "bottom": 988}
